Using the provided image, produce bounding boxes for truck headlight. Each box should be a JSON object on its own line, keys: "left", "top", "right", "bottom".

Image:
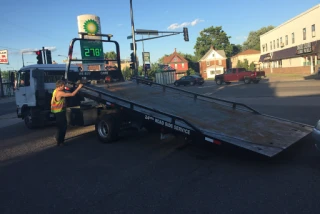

{"left": 315, "top": 120, "right": 320, "bottom": 130}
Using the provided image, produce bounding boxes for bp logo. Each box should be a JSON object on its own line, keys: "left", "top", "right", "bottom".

{"left": 83, "top": 19, "right": 99, "bottom": 34}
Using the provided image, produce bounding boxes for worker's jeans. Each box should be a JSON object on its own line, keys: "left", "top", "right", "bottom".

{"left": 55, "top": 111, "right": 67, "bottom": 144}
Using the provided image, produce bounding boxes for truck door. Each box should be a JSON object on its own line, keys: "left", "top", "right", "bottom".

{"left": 237, "top": 68, "right": 247, "bottom": 81}
{"left": 15, "top": 70, "right": 31, "bottom": 107}
{"left": 224, "top": 69, "right": 237, "bottom": 82}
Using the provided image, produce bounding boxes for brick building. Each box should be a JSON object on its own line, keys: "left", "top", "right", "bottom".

{"left": 163, "top": 48, "right": 189, "bottom": 79}
{"left": 198, "top": 46, "right": 227, "bottom": 79}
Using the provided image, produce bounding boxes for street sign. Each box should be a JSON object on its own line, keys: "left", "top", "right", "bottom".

{"left": 144, "top": 63, "right": 151, "bottom": 70}
{"left": 136, "top": 29, "right": 158, "bottom": 36}
{"left": 0, "top": 50, "right": 8, "bottom": 64}
{"left": 127, "top": 35, "right": 132, "bottom": 39}
{"left": 143, "top": 52, "right": 150, "bottom": 62}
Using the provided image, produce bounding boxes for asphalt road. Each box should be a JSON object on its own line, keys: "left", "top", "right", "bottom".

{"left": 0, "top": 100, "right": 15, "bottom": 116}
{"left": 1, "top": 80, "right": 320, "bottom": 214}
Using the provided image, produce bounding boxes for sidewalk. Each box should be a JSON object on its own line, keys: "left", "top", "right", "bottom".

{"left": 264, "top": 73, "right": 320, "bottom": 82}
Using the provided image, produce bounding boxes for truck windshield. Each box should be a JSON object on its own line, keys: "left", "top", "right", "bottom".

{"left": 43, "top": 70, "right": 65, "bottom": 83}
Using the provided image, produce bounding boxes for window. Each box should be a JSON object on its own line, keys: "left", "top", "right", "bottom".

{"left": 270, "top": 42, "right": 272, "bottom": 50}
{"left": 285, "top": 35, "right": 288, "bottom": 45}
{"left": 273, "top": 40, "right": 275, "bottom": 49}
{"left": 18, "top": 70, "right": 30, "bottom": 87}
{"left": 43, "top": 70, "right": 65, "bottom": 83}
{"left": 280, "top": 37, "right": 282, "bottom": 44}
{"left": 292, "top": 32, "right": 295, "bottom": 43}
{"left": 226, "top": 69, "right": 233, "bottom": 74}
{"left": 219, "top": 60, "right": 222, "bottom": 65}
{"left": 263, "top": 45, "right": 265, "bottom": 52}
{"left": 174, "top": 64, "right": 177, "bottom": 69}
{"left": 312, "top": 24, "right": 316, "bottom": 37}
{"left": 182, "top": 63, "right": 185, "bottom": 68}
{"left": 277, "top": 39, "right": 279, "bottom": 48}
{"left": 303, "top": 28, "right": 306, "bottom": 40}
{"left": 206, "top": 61, "right": 210, "bottom": 66}
{"left": 266, "top": 44, "right": 268, "bottom": 52}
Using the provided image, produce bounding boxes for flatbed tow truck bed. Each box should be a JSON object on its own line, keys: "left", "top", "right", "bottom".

{"left": 78, "top": 80, "right": 313, "bottom": 157}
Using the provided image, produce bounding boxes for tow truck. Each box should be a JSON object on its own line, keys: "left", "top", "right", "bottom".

{"left": 13, "top": 33, "right": 313, "bottom": 157}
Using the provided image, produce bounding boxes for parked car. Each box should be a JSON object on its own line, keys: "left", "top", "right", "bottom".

{"left": 174, "top": 75, "right": 204, "bottom": 86}
{"left": 215, "top": 68, "right": 266, "bottom": 85}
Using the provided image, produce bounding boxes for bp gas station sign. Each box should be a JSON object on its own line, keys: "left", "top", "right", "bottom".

{"left": 77, "top": 15, "right": 104, "bottom": 65}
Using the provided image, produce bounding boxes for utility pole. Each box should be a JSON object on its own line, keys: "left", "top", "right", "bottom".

{"left": 22, "top": 53, "right": 25, "bottom": 67}
{"left": 142, "top": 35, "right": 146, "bottom": 76}
{"left": 130, "top": 0, "right": 137, "bottom": 77}
{"left": 0, "top": 69, "right": 4, "bottom": 97}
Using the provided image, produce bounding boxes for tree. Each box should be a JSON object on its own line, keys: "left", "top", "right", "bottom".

{"left": 158, "top": 54, "right": 169, "bottom": 64}
{"left": 242, "top": 26, "right": 275, "bottom": 51}
{"left": 122, "top": 67, "right": 132, "bottom": 80}
{"left": 187, "top": 68, "right": 196, "bottom": 76}
{"left": 236, "top": 59, "right": 249, "bottom": 70}
{"left": 179, "top": 52, "right": 200, "bottom": 73}
{"left": 231, "top": 44, "right": 242, "bottom": 56}
{"left": 249, "top": 62, "right": 255, "bottom": 71}
{"left": 104, "top": 51, "right": 117, "bottom": 59}
{"left": 194, "top": 26, "right": 235, "bottom": 58}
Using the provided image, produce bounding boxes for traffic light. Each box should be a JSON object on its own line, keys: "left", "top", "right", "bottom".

{"left": 129, "top": 63, "right": 135, "bottom": 70}
{"left": 35, "top": 50, "right": 43, "bottom": 64}
{"left": 183, "top": 27, "right": 189, "bottom": 42}
{"left": 130, "top": 52, "right": 135, "bottom": 62}
{"left": 46, "top": 49, "right": 52, "bottom": 64}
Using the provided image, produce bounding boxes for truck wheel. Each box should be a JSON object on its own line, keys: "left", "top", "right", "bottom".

{"left": 216, "top": 79, "right": 222, "bottom": 85}
{"left": 253, "top": 80, "right": 260, "bottom": 84}
{"left": 95, "top": 114, "right": 118, "bottom": 143}
{"left": 244, "top": 78, "right": 251, "bottom": 84}
{"left": 24, "top": 109, "right": 36, "bottom": 129}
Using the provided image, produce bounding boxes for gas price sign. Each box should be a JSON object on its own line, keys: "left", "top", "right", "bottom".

{"left": 80, "top": 40, "right": 104, "bottom": 64}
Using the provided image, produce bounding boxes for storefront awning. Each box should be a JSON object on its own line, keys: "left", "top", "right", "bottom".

{"left": 272, "top": 46, "right": 297, "bottom": 60}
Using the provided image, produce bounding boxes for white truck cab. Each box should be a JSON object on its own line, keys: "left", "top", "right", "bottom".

{"left": 14, "top": 64, "right": 81, "bottom": 128}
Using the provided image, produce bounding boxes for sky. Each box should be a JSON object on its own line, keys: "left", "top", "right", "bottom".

{"left": 0, "top": 0, "right": 319, "bottom": 71}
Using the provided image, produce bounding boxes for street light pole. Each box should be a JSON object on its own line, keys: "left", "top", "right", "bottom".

{"left": 130, "top": 0, "right": 137, "bottom": 77}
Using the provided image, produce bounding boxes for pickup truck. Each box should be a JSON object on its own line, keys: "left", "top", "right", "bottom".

{"left": 215, "top": 68, "right": 266, "bottom": 85}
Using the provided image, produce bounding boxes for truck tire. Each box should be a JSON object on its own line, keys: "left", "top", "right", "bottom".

{"left": 95, "top": 114, "right": 119, "bottom": 143}
{"left": 216, "top": 79, "right": 223, "bottom": 85}
{"left": 24, "top": 109, "right": 36, "bottom": 129}
{"left": 244, "top": 78, "right": 251, "bottom": 84}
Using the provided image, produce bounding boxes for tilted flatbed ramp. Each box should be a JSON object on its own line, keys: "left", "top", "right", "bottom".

{"left": 78, "top": 80, "right": 313, "bottom": 157}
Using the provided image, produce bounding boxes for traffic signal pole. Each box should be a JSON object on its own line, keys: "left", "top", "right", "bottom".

{"left": 130, "top": 0, "right": 137, "bottom": 77}
{"left": 42, "top": 47, "right": 47, "bottom": 64}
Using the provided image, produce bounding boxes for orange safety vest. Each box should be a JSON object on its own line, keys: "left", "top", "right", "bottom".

{"left": 51, "top": 89, "right": 66, "bottom": 113}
